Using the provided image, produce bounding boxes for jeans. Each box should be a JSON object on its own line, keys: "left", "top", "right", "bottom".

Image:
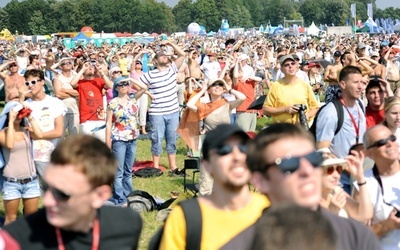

{"left": 149, "top": 112, "right": 179, "bottom": 156}
{"left": 110, "top": 140, "right": 137, "bottom": 205}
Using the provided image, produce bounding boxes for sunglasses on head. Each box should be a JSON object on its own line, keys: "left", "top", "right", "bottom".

{"left": 214, "top": 144, "right": 247, "bottom": 156}
{"left": 43, "top": 183, "right": 71, "bottom": 202}
{"left": 210, "top": 82, "right": 224, "bottom": 88}
{"left": 367, "top": 134, "right": 396, "bottom": 149}
{"left": 113, "top": 71, "right": 122, "bottom": 74}
{"left": 25, "top": 79, "right": 41, "bottom": 86}
{"left": 264, "top": 151, "right": 324, "bottom": 174}
{"left": 325, "top": 165, "right": 343, "bottom": 175}
{"left": 116, "top": 82, "right": 129, "bottom": 87}
{"left": 283, "top": 62, "right": 296, "bottom": 67}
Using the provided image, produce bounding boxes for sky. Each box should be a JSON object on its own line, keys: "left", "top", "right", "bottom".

{"left": 0, "top": 0, "right": 399, "bottom": 10}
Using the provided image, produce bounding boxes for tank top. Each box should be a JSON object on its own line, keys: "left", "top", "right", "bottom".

{"left": 204, "top": 103, "right": 231, "bottom": 132}
{"left": 1, "top": 132, "right": 36, "bottom": 179}
{"left": 57, "top": 73, "right": 79, "bottom": 114}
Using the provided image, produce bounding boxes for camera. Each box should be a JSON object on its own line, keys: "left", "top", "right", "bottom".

{"left": 295, "top": 104, "right": 309, "bottom": 130}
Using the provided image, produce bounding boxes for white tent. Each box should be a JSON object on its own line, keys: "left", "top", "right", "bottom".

{"left": 307, "top": 22, "right": 320, "bottom": 36}
{"left": 364, "top": 17, "right": 379, "bottom": 33}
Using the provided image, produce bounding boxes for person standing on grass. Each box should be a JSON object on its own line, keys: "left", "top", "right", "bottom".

{"left": 105, "top": 76, "right": 148, "bottom": 206}
{"left": 137, "top": 41, "right": 186, "bottom": 176}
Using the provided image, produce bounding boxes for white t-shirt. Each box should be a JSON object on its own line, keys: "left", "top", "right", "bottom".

{"left": 25, "top": 95, "right": 67, "bottom": 162}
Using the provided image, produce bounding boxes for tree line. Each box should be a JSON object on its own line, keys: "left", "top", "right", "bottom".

{"left": 0, "top": 0, "right": 399, "bottom": 35}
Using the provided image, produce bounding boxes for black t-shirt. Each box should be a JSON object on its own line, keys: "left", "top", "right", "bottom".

{"left": 3, "top": 206, "right": 142, "bottom": 250}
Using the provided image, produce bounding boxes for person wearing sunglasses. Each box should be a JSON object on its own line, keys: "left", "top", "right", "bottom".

{"left": 105, "top": 76, "right": 147, "bottom": 206}
{"left": 53, "top": 58, "right": 79, "bottom": 138}
{"left": 158, "top": 124, "right": 269, "bottom": 250}
{"left": 0, "top": 60, "right": 26, "bottom": 102}
{"left": 263, "top": 55, "right": 319, "bottom": 125}
{"left": 318, "top": 148, "right": 373, "bottom": 222}
{"left": 0, "top": 135, "right": 143, "bottom": 249}
{"left": 383, "top": 46, "right": 399, "bottom": 93}
{"left": 183, "top": 79, "right": 245, "bottom": 194}
{"left": 23, "top": 69, "right": 67, "bottom": 181}
{"left": 248, "top": 123, "right": 380, "bottom": 250}
{"left": 354, "top": 125, "right": 400, "bottom": 249}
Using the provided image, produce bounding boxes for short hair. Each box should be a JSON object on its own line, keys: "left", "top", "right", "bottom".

{"left": 24, "top": 69, "right": 44, "bottom": 80}
{"left": 50, "top": 135, "right": 117, "bottom": 188}
{"left": 246, "top": 123, "right": 314, "bottom": 173}
{"left": 251, "top": 204, "right": 337, "bottom": 250}
{"left": 339, "top": 65, "right": 361, "bottom": 82}
{"left": 383, "top": 96, "right": 400, "bottom": 114}
{"left": 365, "top": 77, "right": 382, "bottom": 94}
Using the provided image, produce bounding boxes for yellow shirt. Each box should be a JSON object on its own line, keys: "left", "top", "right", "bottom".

{"left": 160, "top": 193, "right": 270, "bottom": 250}
{"left": 118, "top": 58, "right": 129, "bottom": 75}
{"left": 264, "top": 78, "right": 319, "bottom": 124}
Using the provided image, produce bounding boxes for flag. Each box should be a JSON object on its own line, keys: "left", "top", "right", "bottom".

{"left": 367, "top": 3, "right": 373, "bottom": 18}
{"left": 351, "top": 4, "right": 356, "bottom": 18}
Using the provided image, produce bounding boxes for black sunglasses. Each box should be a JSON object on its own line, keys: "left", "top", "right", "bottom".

{"left": 25, "top": 79, "right": 41, "bottom": 86}
{"left": 113, "top": 71, "right": 122, "bottom": 74}
{"left": 116, "top": 82, "right": 129, "bottom": 87}
{"left": 43, "top": 183, "right": 71, "bottom": 202}
{"left": 214, "top": 144, "right": 247, "bottom": 156}
{"left": 61, "top": 61, "right": 72, "bottom": 66}
{"left": 210, "top": 82, "right": 224, "bottom": 88}
{"left": 367, "top": 134, "right": 396, "bottom": 149}
{"left": 264, "top": 151, "right": 324, "bottom": 174}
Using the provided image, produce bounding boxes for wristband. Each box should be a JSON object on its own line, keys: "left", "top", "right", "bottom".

{"left": 357, "top": 181, "right": 367, "bottom": 186}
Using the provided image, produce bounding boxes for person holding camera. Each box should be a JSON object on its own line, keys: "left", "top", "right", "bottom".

{"left": 263, "top": 55, "right": 319, "bottom": 125}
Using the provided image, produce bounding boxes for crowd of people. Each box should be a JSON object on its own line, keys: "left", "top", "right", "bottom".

{"left": 0, "top": 32, "right": 399, "bottom": 249}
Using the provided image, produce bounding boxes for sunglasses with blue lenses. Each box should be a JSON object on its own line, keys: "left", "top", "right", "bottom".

{"left": 264, "top": 151, "right": 324, "bottom": 174}
{"left": 214, "top": 144, "right": 247, "bottom": 156}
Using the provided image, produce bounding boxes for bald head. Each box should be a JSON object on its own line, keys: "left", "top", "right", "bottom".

{"left": 363, "top": 125, "right": 391, "bottom": 149}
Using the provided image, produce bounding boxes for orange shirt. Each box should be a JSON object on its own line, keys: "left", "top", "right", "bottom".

{"left": 233, "top": 79, "right": 256, "bottom": 112}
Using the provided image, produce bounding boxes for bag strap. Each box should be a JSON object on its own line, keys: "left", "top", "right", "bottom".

{"left": 331, "top": 98, "right": 344, "bottom": 135}
{"left": 372, "top": 164, "right": 384, "bottom": 195}
{"left": 181, "top": 198, "right": 202, "bottom": 250}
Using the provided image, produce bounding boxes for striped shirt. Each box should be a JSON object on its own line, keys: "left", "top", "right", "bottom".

{"left": 140, "top": 64, "right": 179, "bottom": 115}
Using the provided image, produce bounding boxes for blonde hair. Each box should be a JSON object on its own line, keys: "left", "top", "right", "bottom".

{"left": 384, "top": 96, "right": 400, "bottom": 113}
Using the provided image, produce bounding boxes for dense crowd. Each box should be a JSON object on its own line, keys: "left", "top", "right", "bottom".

{"left": 0, "top": 32, "right": 399, "bottom": 249}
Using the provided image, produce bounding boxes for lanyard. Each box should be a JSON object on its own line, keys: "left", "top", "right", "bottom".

{"left": 339, "top": 97, "right": 361, "bottom": 144}
{"left": 55, "top": 218, "right": 100, "bottom": 250}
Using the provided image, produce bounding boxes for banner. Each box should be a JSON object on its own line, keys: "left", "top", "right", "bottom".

{"left": 367, "top": 3, "right": 373, "bottom": 18}
{"left": 351, "top": 3, "right": 356, "bottom": 18}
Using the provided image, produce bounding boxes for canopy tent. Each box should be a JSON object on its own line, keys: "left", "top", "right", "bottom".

{"left": 72, "top": 32, "right": 90, "bottom": 42}
{"left": 364, "top": 17, "right": 379, "bottom": 33}
{"left": 307, "top": 22, "right": 320, "bottom": 36}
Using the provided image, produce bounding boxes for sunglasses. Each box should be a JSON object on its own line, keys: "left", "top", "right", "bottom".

{"left": 116, "top": 82, "right": 130, "bottom": 87}
{"left": 367, "top": 134, "right": 396, "bottom": 149}
{"left": 264, "top": 151, "right": 324, "bottom": 174}
{"left": 43, "top": 183, "right": 71, "bottom": 202}
{"left": 283, "top": 62, "right": 296, "bottom": 67}
{"left": 210, "top": 82, "right": 224, "bottom": 88}
{"left": 61, "top": 61, "right": 72, "bottom": 66}
{"left": 113, "top": 71, "right": 122, "bottom": 74}
{"left": 98, "top": 55, "right": 105, "bottom": 58}
{"left": 325, "top": 165, "right": 343, "bottom": 175}
{"left": 214, "top": 144, "right": 247, "bottom": 156}
{"left": 218, "top": 57, "right": 224, "bottom": 60}
{"left": 9, "top": 64, "right": 17, "bottom": 68}
{"left": 25, "top": 79, "right": 41, "bottom": 86}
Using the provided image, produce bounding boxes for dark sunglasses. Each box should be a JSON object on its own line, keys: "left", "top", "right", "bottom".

{"left": 25, "top": 79, "right": 41, "bottom": 86}
{"left": 61, "top": 61, "right": 72, "bottom": 66}
{"left": 43, "top": 183, "right": 71, "bottom": 202}
{"left": 98, "top": 55, "right": 105, "bottom": 58}
{"left": 264, "top": 151, "right": 324, "bottom": 174}
{"left": 218, "top": 57, "right": 224, "bottom": 60}
{"left": 283, "top": 62, "right": 296, "bottom": 67}
{"left": 210, "top": 82, "right": 224, "bottom": 88}
{"left": 367, "top": 134, "right": 396, "bottom": 149}
{"left": 325, "top": 165, "right": 343, "bottom": 175}
{"left": 214, "top": 144, "right": 247, "bottom": 156}
{"left": 113, "top": 71, "right": 122, "bottom": 74}
{"left": 116, "top": 82, "right": 129, "bottom": 87}
{"left": 9, "top": 64, "right": 17, "bottom": 68}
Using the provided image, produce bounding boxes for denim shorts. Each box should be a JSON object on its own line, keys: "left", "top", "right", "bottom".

{"left": 2, "top": 178, "right": 41, "bottom": 200}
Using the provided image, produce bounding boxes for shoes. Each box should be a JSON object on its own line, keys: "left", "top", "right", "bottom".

{"left": 168, "top": 168, "right": 186, "bottom": 177}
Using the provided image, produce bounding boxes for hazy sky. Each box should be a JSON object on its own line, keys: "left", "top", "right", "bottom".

{"left": 1, "top": 0, "right": 399, "bottom": 11}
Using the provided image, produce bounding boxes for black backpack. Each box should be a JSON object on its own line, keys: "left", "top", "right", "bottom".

{"left": 309, "top": 98, "right": 364, "bottom": 141}
{"left": 127, "top": 190, "right": 178, "bottom": 213}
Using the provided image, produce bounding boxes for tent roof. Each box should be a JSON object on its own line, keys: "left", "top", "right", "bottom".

{"left": 72, "top": 32, "right": 90, "bottom": 41}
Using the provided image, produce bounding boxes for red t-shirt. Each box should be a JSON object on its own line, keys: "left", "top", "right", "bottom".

{"left": 76, "top": 78, "right": 105, "bottom": 123}
{"left": 366, "top": 105, "right": 384, "bottom": 129}
{"left": 233, "top": 79, "right": 256, "bottom": 112}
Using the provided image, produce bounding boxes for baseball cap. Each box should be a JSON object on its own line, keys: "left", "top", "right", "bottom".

{"left": 208, "top": 78, "right": 226, "bottom": 87}
{"left": 357, "top": 43, "right": 366, "bottom": 50}
{"left": 333, "top": 51, "right": 341, "bottom": 57}
{"left": 238, "top": 54, "right": 249, "bottom": 61}
{"left": 316, "top": 148, "right": 347, "bottom": 167}
{"left": 292, "top": 54, "right": 300, "bottom": 61}
{"left": 202, "top": 124, "right": 249, "bottom": 160}
{"left": 308, "top": 62, "right": 320, "bottom": 68}
{"left": 109, "top": 66, "right": 122, "bottom": 76}
{"left": 279, "top": 55, "right": 295, "bottom": 66}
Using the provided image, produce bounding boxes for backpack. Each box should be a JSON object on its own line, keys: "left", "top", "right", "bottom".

{"left": 148, "top": 198, "right": 202, "bottom": 250}
{"left": 127, "top": 190, "right": 158, "bottom": 212}
{"left": 309, "top": 98, "right": 365, "bottom": 141}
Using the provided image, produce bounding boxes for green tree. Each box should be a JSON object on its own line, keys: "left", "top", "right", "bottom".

{"left": 193, "top": 0, "right": 220, "bottom": 31}
{"left": 320, "top": 0, "right": 348, "bottom": 26}
{"left": 264, "top": 0, "right": 297, "bottom": 26}
{"left": 0, "top": 8, "right": 10, "bottom": 30}
{"left": 299, "top": 0, "right": 323, "bottom": 26}
{"left": 172, "top": 0, "right": 194, "bottom": 31}
{"left": 28, "top": 10, "right": 48, "bottom": 34}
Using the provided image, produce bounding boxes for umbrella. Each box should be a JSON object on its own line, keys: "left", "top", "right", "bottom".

{"left": 247, "top": 95, "right": 266, "bottom": 110}
{"left": 311, "top": 59, "right": 332, "bottom": 68}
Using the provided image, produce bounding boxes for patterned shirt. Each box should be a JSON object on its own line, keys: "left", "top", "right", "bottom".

{"left": 107, "top": 98, "right": 139, "bottom": 141}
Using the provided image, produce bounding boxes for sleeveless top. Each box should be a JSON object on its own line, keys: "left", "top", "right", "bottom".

{"left": 204, "top": 102, "right": 231, "bottom": 132}
{"left": 57, "top": 73, "right": 78, "bottom": 114}
{"left": 1, "top": 132, "right": 36, "bottom": 179}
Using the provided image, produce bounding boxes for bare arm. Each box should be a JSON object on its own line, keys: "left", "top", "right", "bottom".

{"left": 105, "top": 109, "right": 113, "bottom": 148}
{"left": 164, "top": 41, "right": 186, "bottom": 69}
{"left": 316, "top": 141, "right": 331, "bottom": 149}
{"left": 53, "top": 78, "right": 77, "bottom": 99}
{"left": 41, "top": 115, "right": 64, "bottom": 140}
{"left": 186, "top": 83, "right": 208, "bottom": 112}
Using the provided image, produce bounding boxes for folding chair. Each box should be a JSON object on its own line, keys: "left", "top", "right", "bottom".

{"left": 182, "top": 157, "right": 200, "bottom": 196}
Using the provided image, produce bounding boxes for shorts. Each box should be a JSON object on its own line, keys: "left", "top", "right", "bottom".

{"left": 2, "top": 178, "right": 41, "bottom": 200}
